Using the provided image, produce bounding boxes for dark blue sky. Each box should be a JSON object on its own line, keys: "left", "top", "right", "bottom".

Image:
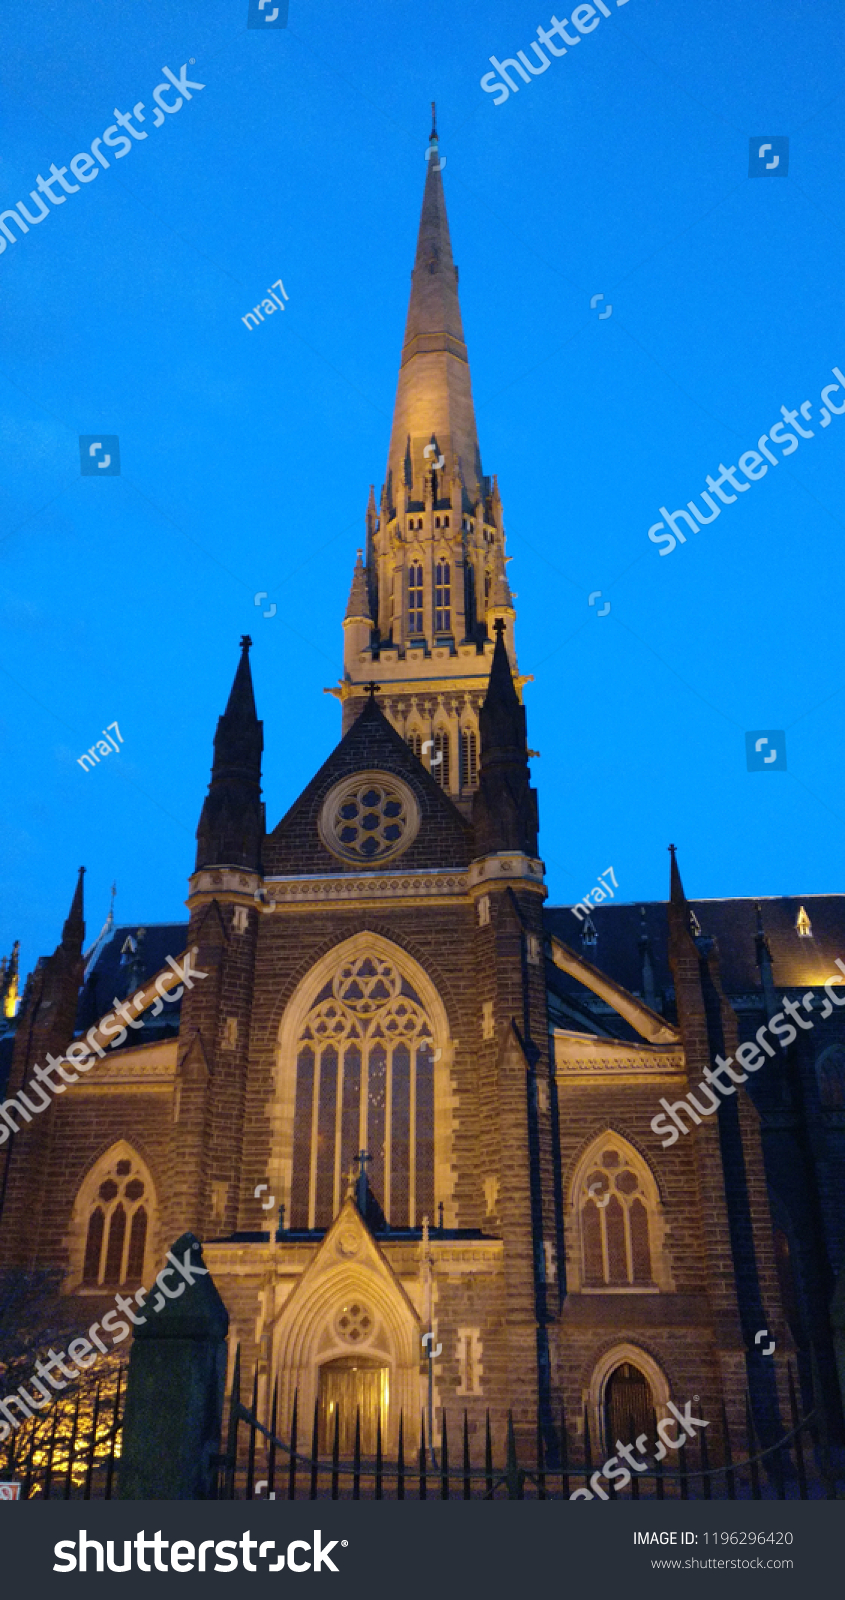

{"left": 1, "top": 0, "right": 843, "bottom": 974}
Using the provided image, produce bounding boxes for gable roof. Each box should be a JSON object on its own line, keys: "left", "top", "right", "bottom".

{"left": 265, "top": 695, "right": 473, "bottom": 875}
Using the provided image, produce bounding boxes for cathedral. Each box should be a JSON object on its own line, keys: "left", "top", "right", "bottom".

{"left": 1, "top": 118, "right": 843, "bottom": 1465}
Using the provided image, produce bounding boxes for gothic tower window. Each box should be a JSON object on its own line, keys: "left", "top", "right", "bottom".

{"left": 575, "top": 1138, "right": 662, "bottom": 1290}
{"left": 76, "top": 1148, "right": 153, "bottom": 1289}
{"left": 408, "top": 564, "right": 423, "bottom": 635}
{"left": 432, "top": 730, "right": 450, "bottom": 789}
{"left": 407, "top": 730, "right": 422, "bottom": 759}
{"left": 460, "top": 729, "right": 478, "bottom": 789}
{"left": 435, "top": 561, "right": 451, "bottom": 633}
{"left": 289, "top": 954, "right": 436, "bottom": 1230}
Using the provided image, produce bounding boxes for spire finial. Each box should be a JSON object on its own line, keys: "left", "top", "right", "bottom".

{"left": 363, "top": 680, "right": 381, "bottom": 698}
{"left": 239, "top": 634, "right": 252, "bottom": 653}
{"left": 430, "top": 101, "right": 437, "bottom": 139}
{"left": 493, "top": 617, "right": 505, "bottom": 637}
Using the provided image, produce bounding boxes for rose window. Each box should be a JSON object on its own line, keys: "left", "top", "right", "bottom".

{"left": 318, "top": 772, "right": 419, "bottom": 864}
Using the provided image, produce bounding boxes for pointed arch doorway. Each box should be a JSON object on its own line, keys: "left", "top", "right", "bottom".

{"left": 604, "top": 1361, "right": 653, "bottom": 1446}
{"left": 318, "top": 1356, "right": 389, "bottom": 1455}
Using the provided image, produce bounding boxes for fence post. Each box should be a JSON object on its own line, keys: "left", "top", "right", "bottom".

{"left": 118, "top": 1233, "right": 229, "bottom": 1500}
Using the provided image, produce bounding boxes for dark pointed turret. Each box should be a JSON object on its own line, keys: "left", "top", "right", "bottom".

{"left": 195, "top": 637, "right": 264, "bottom": 872}
{"left": 667, "top": 844, "right": 698, "bottom": 966}
{"left": 61, "top": 865, "right": 86, "bottom": 954}
{"left": 472, "top": 621, "right": 538, "bottom": 857}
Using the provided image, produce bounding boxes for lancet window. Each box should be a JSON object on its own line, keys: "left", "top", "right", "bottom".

{"left": 577, "top": 1139, "right": 657, "bottom": 1289}
{"left": 408, "top": 564, "right": 423, "bottom": 635}
{"left": 80, "top": 1152, "right": 150, "bottom": 1288}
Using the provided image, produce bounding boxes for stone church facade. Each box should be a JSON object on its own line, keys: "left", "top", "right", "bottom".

{"left": 2, "top": 121, "right": 843, "bottom": 1461}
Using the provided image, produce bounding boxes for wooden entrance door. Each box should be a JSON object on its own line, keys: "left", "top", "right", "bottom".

{"left": 318, "top": 1357, "right": 388, "bottom": 1456}
{"left": 604, "top": 1362, "right": 653, "bottom": 1449}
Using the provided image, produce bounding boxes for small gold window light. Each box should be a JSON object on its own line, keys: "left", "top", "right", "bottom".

{"left": 796, "top": 906, "right": 812, "bottom": 938}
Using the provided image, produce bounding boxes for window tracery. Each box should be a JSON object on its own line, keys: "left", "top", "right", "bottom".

{"left": 289, "top": 954, "right": 436, "bottom": 1230}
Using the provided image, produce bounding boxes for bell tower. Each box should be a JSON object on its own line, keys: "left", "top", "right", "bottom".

{"left": 328, "top": 110, "right": 531, "bottom": 816}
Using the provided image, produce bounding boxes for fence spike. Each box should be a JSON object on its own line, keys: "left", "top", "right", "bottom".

{"left": 83, "top": 1380, "right": 102, "bottom": 1501}
{"left": 627, "top": 1412, "right": 639, "bottom": 1502}
{"left": 485, "top": 1410, "right": 493, "bottom": 1498}
{"left": 397, "top": 1410, "right": 405, "bottom": 1501}
{"left": 43, "top": 1402, "right": 61, "bottom": 1502}
{"left": 353, "top": 1407, "right": 361, "bottom": 1501}
{"left": 104, "top": 1367, "right": 122, "bottom": 1502}
{"left": 560, "top": 1404, "right": 569, "bottom": 1499}
{"left": 246, "top": 1368, "right": 259, "bottom": 1501}
{"left": 809, "top": 1343, "right": 837, "bottom": 1500}
{"left": 331, "top": 1404, "right": 340, "bottom": 1501}
{"left": 536, "top": 1413, "right": 546, "bottom": 1500}
{"left": 506, "top": 1412, "right": 523, "bottom": 1499}
{"left": 721, "top": 1400, "right": 736, "bottom": 1500}
{"left": 375, "top": 1405, "right": 383, "bottom": 1501}
{"left": 699, "top": 1403, "right": 712, "bottom": 1501}
{"left": 419, "top": 1411, "right": 427, "bottom": 1500}
{"left": 309, "top": 1399, "right": 319, "bottom": 1500}
{"left": 64, "top": 1392, "right": 81, "bottom": 1501}
{"left": 744, "top": 1391, "right": 760, "bottom": 1500}
{"left": 651, "top": 1409, "right": 664, "bottom": 1501}
{"left": 787, "top": 1362, "right": 807, "bottom": 1500}
{"left": 440, "top": 1411, "right": 449, "bottom": 1500}
{"left": 224, "top": 1346, "right": 241, "bottom": 1500}
{"left": 463, "top": 1411, "right": 471, "bottom": 1500}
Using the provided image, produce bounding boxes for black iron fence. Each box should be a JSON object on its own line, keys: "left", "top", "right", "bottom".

{"left": 0, "top": 1365, "right": 124, "bottom": 1500}
{"left": 216, "top": 1348, "right": 842, "bottom": 1501}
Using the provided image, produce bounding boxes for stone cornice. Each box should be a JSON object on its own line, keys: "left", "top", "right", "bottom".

{"left": 468, "top": 853, "right": 546, "bottom": 893}
{"left": 67, "top": 1039, "right": 178, "bottom": 1091}
{"left": 259, "top": 867, "right": 469, "bottom": 908}
{"left": 552, "top": 1029, "right": 685, "bottom": 1082}
{"left": 188, "top": 868, "right": 262, "bottom": 906}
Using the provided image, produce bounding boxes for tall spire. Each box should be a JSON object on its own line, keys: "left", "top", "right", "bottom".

{"left": 384, "top": 112, "right": 482, "bottom": 515}
{"left": 330, "top": 115, "right": 528, "bottom": 816}
{"left": 196, "top": 637, "right": 264, "bottom": 872}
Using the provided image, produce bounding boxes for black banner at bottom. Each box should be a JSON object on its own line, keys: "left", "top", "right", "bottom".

{"left": 0, "top": 1500, "right": 840, "bottom": 1595}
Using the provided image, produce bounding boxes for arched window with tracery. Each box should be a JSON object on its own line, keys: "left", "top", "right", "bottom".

{"left": 79, "top": 1150, "right": 151, "bottom": 1288}
{"left": 576, "top": 1138, "right": 659, "bottom": 1289}
{"left": 289, "top": 954, "right": 436, "bottom": 1230}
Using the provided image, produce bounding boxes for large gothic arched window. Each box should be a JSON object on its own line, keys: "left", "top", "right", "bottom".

{"left": 574, "top": 1137, "right": 661, "bottom": 1290}
{"left": 289, "top": 955, "right": 436, "bottom": 1230}
{"left": 76, "top": 1148, "right": 153, "bottom": 1289}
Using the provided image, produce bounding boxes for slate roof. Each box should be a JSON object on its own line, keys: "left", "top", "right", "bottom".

{"left": 543, "top": 894, "right": 845, "bottom": 1012}
{"left": 75, "top": 921, "right": 189, "bottom": 1041}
